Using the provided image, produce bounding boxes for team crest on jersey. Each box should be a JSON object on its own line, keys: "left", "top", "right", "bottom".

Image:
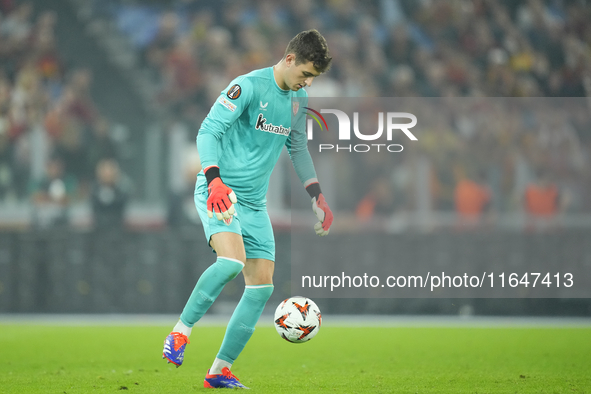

{"left": 227, "top": 84, "right": 241, "bottom": 100}
{"left": 292, "top": 101, "right": 299, "bottom": 115}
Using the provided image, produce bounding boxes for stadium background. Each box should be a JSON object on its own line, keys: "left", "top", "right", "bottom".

{"left": 0, "top": 0, "right": 590, "bottom": 316}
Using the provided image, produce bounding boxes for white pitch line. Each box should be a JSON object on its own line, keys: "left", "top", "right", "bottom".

{"left": 1, "top": 314, "right": 591, "bottom": 328}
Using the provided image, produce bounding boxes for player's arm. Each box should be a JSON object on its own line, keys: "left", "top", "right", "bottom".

{"left": 286, "top": 103, "right": 333, "bottom": 236}
{"left": 197, "top": 78, "right": 253, "bottom": 221}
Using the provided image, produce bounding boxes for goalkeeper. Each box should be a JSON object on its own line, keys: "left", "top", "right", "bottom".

{"left": 162, "top": 29, "right": 333, "bottom": 389}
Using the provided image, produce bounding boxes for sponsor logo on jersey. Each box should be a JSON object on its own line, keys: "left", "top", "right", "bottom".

{"left": 293, "top": 101, "right": 299, "bottom": 115}
{"left": 218, "top": 97, "right": 237, "bottom": 112}
{"left": 255, "top": 114, "right": 291, "bottom": 136}
{"left": 260, "top": 101, "right": 268, "bottom": 110}
{"left": 227, "top": 84, "right": 241, "bottom": 100}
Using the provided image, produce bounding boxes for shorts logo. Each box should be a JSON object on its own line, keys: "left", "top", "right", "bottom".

{"left": 227, "top": 84, "right": 241, "bottom": 100}
{"left": 218, "top": 97, "right": 237, "bottom": 112}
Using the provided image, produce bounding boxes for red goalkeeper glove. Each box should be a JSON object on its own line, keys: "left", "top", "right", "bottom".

{"left": 306, "top": 182, "right": 333, "bottom": 236}
{"left": 205, "top": 166, "right": 237, "bottom": 223}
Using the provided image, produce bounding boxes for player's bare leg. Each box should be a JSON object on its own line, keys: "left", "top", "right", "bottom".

{"left": 242, "top": 258, "right": 274, "bottom": 285}
{"left": 209, "top": 232, "right": 247, "bottom": 263}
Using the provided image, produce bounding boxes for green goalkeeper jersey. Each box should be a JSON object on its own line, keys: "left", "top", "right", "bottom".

{"left": 196, "top": 67, "right": 317, "bottom": 210}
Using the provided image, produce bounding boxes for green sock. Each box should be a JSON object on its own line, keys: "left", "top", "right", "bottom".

{"left": 179, "top": 257, "right": 244, "bottom": 327}
{"left": 217, "top": 284, "right": 274, "bottom": 364}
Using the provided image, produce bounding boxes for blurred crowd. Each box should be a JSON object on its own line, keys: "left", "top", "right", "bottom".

{"left": 0, "top": 1, "right": 129, "bottom": 228}
{"left": 1, "top": 0, "right": 591, "bottom": 229}
{"left": 307, "top": 97, "right": 591, "bottom": 231}
{"left": 102, "top": 0, "right": 591, "bottom": 111}
{"left": 104, "top": 0, "right": 590, "bottom": 227}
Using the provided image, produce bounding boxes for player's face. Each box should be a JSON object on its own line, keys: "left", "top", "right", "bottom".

{"left": 286, "top": 56, "right": 321, "bottom": 91}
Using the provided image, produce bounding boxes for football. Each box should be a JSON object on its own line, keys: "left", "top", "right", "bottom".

{"left": 273, "top": 296, "right": 322, "bottom": 343}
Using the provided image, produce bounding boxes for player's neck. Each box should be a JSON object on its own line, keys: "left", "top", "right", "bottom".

{"left": 272, "top": 62, "right": 289, "bottom": 91}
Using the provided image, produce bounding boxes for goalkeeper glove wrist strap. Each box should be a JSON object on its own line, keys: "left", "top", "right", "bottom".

{"left": 205, "top": 166, "right": 221, "bottom": 186}
{"left": 305, "top": 182, "right": 322, "bottom": 201}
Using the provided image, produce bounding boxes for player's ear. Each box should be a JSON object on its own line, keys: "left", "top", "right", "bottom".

{"left": 285, "top": 53, "right": 296, "bottom": 67}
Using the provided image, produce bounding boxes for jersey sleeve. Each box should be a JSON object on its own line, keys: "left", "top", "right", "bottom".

{"left": 286, "top": 94, "right": 318, "bottom": 185}
{"left": 197, "top": 77, "right": 254, "bottom": 169}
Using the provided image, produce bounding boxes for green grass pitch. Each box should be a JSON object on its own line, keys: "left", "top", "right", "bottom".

{"left": 1, "top": 322, "right": 590, "bottom": 393}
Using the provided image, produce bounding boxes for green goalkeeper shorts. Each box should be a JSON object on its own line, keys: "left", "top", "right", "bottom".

{"left": 194, "top": 185, "right": 275, "bottom": 262}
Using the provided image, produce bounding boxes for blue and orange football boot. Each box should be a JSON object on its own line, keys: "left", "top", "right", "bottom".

{"left": 204, "top": 367, "right": 249, "bottom": 389}
{"left": 162, "top": 332, "right": 190, "bottom": 367}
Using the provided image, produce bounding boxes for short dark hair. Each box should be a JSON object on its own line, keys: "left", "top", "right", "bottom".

{"left": 284, "top": 29, "right": 332, "bottom": 73}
